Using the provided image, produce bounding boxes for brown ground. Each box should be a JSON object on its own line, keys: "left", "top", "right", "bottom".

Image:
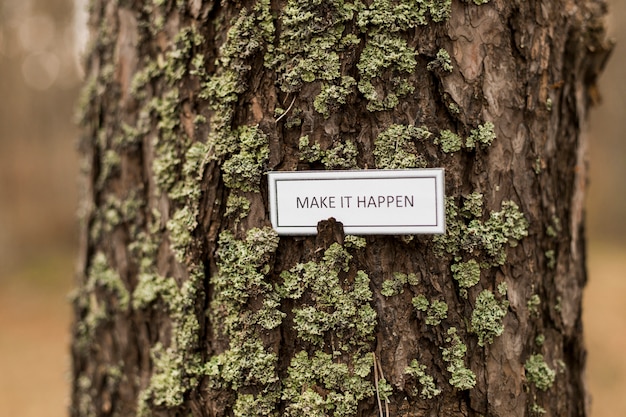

{"left": 0, "top": 253, "right": 73, "bottom": 417}
{"left": 584, "top": 243, "right": 626, "bottom": 417}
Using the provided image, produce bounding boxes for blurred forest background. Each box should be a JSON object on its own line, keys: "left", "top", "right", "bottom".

{"left": 0, "top": 1, "right": 623, "bottom": 416}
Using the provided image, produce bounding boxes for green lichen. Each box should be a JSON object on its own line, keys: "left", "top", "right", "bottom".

{"left": 225, "top": 194, "right": 251, "bottom": 220}
{"left": 268, "top": 0, "right": 459, "bottom": 113}
{"left": 405, "top": 359, "right": 441, "bottom": 399}
{"left": 205, "top": 338, "right": 279, "bottom": 390}
{"left": 276, "top": 242, "right": 377, "bottom": 415}
{"left": 411, "top": 294, "right": 448, "bottom": 325}
{"left": 284, "top": 107, "right": 303, "bottom": 129}
{"left": 373, "top": 124, "right": 431, "bottom": 169}
{"left": 427, "top": 0, "right": 453, "bottom": 21}
{"left": 299, "top": 135, "right": 324, "bottom": 163}
{"left": 425, "top": 300, "right": 448, "bottom": 326}
{"left": 441, "top": 328, "right": 476, "bottom": 390}
{"left": 115, "top": 111, "right": 149, "bottom": 148}
{"left": 357, "top": 0, "right": 452, "bottom": 29}
{"left": 545, "top": 249, "right": 556, "bottom": 269}
{"left": 130, "top": 60, "right": 159, "bottom": 100}
{"left": 200, "top": 2, "right": 274, "bottom": 194}
{"left": 269, "top": 0, "right": 357, "bottom": 92}
{"left": 143, "top": 343, "right": 187, "bottom": 409}
{"left": 134, "top": 267, "right": 204, "bottom": 415}
{"left": 166, "top": 206, "right": 197, "bottom": 263}
{"left": 283, "top": 351, "right": 374, "bottom": 417}
{"left": 531, "top": 403, "right": 547, "bottom": 415}
{"left": 88, "top": 252, "right": 130, "bottom": 310}
{"left": 466, "top": 122, "right": 496, "bottom": 149}
{"left": 322, "top": 141, "right": 359, "bottom": 169}
{"left": 381, "top": 272, "right": 416, "bottom": 296}
{"left": 434, "top": 197, "right": 529, "bottom": 267}
{"left": 356, "top": 32, "right": 417, "bottom": 111}
{"left": 150, "top": 88, "right": 186, "bottom": 194}
{"left": 353, "top": 0, "right": 458, "bottom": 110}
{"left": 132, "top": 273, "right": 179, "bottom": 310}
{"left": 281, "top": 244, "right": 376, "bottom": 349}
{"left": 97, "top": 150, "right": 121, "bottom": 188}
{"left": 299, "top": 135, "right": 359, "bottom": 169}
{"left": 470, "top": 289, "right": 509, "bottom": 346}
{"left": 435, "top": 130, "right": 463, "bottom": 153}
{"left": 314, "top": 76, "right": 357, "bottom": 118}
{"left": 147, "top": 27, "right": 210, "bottom": 203}
{"left": 497, "top": 281, "right": 508, "bottom": 296}
{"left": 461, "top": 192, "right": 484, "bottom": 218}
{"left": 381, "top": 278, "right": 404, "bottom": 297}
{"left": 206, "top": 227, "right": 282, "bottom": 412}
{"left": 344, "top": 235, "right": 367, "bottom": 249}
{"left": 89, "top": 194, "right": 125, "bottom": 241}
{"left": 412, "top": 294, "right": 429, "bottom": 311}
{"left": 75, "top": 73, "right": 98, "bottom": 125}
{"left": 427, "top": 48, "right": 453, "bottom": 72}
{"left": 80, "top": 10, "right": 213, "bottom": 417}
{"left": 377, "top": 377, "right": 393, "bottom": 402}
{"left": 546, "top": 216, "right": 561, "bottom": 238}
{"left": 232, "top": 390, "right": 281, "bottom": 417}
{"left": 175, "top": 141, "right": 209, "bottom": 201}
{"left": 73, "top": 289, "right": 107, "bottom": 353}
{"left": 524, "top": 354, "right": 556, "bottom": 391}
{"left": 255, "top": 293, "right": 287, "bottom": 330}
{"left": 76, "top": 375, "right": 95, "bottom": 417}
{"left": 211, "top": 228, "right": 280, "bottom": 331}
{"left": 527, "top": 294, "right": 541, "bottom": 315}
{"left": 535, "top": 334, "right": 545, "bottom": 347}
{"left": 449, "top": 102, "right": 461, "bottom": 114}
{"left": 162, "top": 26, "right": 205, "bottom": 84}
{"left": 451, "top": 259, "right": 481, "bottom": 296}
{"left": 219, "top": 125, "right": 270, "bottom": 191}
{"left": 405, "top": 272, "right": 420, "bottom": 286}
{"left": 356, "top": 0, "right": 425, "bottom": 29}
{"left": 432, "top": 122, "right": 496, "bottom": 154}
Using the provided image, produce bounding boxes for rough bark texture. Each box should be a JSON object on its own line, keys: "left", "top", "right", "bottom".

{"left": 71, "top": 1, "right": 611, "bottom": 416}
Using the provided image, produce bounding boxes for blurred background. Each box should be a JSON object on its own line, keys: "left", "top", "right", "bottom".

{"left": 0, "top": 1, "right": 623, "bottom": 416}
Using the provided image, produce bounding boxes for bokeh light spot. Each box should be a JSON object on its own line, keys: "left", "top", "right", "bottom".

{"left": 18, "top": 14, "right": 56, "bottom": 53}
{"left": 21, "top": 51, "right": 60, "bottom": 90}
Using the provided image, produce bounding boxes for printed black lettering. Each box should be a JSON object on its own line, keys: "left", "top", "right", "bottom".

{"left": 387, "top": 196, "right": 394, "bottom": 207}
{"left": 296, "top": 197, "right": 309, "bottom": 209}
{"left": 368, "top": 196, "right": 377, "bottom": 208}
{"left": 405, "top": 195, "right": 414, "bottom": 207}
{"left": 329, "top": 196, "right": 336, "bottom": 208}
{"left": 357, "top": 196, "right": 366, "bottom": 207}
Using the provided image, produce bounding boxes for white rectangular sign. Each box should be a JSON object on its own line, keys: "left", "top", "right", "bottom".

{"left": 268, "top": 169, "right": 445, "bottom": 235}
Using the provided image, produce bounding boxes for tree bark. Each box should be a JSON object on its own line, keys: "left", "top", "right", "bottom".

{"left": 71, "top": 1, "right": 611, "bottom": 416}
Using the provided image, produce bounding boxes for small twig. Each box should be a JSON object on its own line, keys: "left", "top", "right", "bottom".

{"left": 275, "top": 95, "right": 297, "bottom": 123}
{"left": 373, "top": 352, "right": 384, "bottom": 417}
{"left": 376, "top": 358, "right": 390, "bottom": 417}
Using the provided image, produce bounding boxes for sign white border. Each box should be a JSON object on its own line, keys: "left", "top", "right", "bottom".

{"left": 268, "top": 169, "right": 445, "bottom": 235}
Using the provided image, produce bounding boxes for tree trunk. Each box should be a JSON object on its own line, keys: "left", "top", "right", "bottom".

{"left": 71, "top": 1, "right": 611, "bottom": 416}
